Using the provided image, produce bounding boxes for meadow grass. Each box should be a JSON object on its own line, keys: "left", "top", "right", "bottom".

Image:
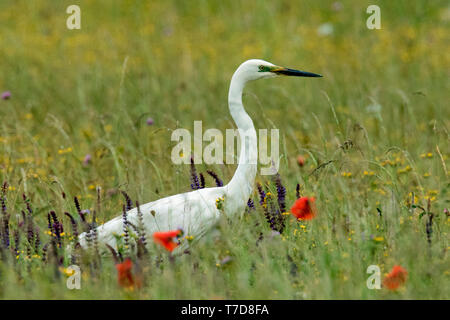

{"left": 0, "top": 0, "right": 448, "bottom": 299}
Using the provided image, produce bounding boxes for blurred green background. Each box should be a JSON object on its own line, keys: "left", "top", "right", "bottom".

{"left": 0, "top": 0, "right": 448, "bottom": 299}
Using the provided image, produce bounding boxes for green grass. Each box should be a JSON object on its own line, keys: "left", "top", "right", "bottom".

{"left": 0, "top": 0, "right": 448, "bottom": 299}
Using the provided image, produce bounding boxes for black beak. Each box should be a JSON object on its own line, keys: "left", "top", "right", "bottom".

{"left": 273, "top": 67, "right": 322, "bottom": 77}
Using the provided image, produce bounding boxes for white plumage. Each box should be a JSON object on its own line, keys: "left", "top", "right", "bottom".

{"left": 78, "top": 59, "right": 321, "bottom": 252}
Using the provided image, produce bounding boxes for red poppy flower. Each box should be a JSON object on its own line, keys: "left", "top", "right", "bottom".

{"left": 116, "top": 258, "right": 135, "bottom": 289}
{"left": 153, "top": 229, "right": 182, "bottom": 252}
{"left": 290, "top": 197, "right": 317, "bottom": 220}
{"left": 296, "top": 155, "right": 306, "bottom": 167}
{"left": 383, "top": 265, "right": 408, "bottom": 290}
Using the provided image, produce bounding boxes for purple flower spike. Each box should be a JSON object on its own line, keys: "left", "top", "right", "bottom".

{"left": 83, "top": 154, "right": 92, "bottom": 166}
{"left": 146, "top": 117, "right": 154, "bottom": 126}
{"left": 1, "top": 91, "right": 11, "bottom": 100}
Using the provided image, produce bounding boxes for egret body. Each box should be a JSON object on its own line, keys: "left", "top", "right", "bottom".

{"left": 79, "top": 59, "right": 321, "bottom": 251}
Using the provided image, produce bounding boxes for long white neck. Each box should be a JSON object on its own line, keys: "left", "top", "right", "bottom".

{"left": 224, "top": 68, "right": 258, "bottom": 215}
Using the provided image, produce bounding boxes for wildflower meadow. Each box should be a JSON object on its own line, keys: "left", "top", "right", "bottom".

{"left": 0, "top": 1, "right": 449, "bottom": 300}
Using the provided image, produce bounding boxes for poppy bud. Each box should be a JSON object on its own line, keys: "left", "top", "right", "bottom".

{"left": 296, "top": 155, "right": 306, "bottom": 167}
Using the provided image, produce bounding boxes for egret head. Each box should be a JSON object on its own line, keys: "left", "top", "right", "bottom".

{"left": 236, "top": 59, "right": 322, "bottom": 82}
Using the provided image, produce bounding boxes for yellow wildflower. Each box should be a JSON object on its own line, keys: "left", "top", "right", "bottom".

{"left": 104, "top": 124, "right": 113, "bottom": 133}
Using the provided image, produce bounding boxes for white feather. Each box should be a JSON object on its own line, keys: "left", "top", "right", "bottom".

{"left": 78, "top": 59, "right": 302, "bottom": 253}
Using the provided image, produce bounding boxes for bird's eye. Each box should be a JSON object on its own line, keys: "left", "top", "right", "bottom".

{"left": 258, "top": 65, "right": 265, "bottom": 71}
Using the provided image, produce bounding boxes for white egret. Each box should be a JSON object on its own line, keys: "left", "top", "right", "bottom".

{"left": 79, "top": 59, "right": 321, "bottom": 252}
